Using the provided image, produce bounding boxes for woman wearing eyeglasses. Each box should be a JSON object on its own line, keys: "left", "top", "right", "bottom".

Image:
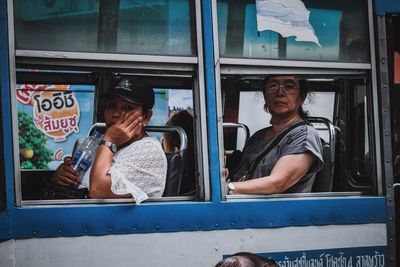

{"left": 226, "top": 75, "right": 324, "bottom": 195}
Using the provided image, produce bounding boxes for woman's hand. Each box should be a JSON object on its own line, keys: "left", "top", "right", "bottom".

{"left": 52, "top": 156, "right": 80, "bottom": 187}
{"left": 103, "top": 110, "right": 144, "bottom": 146}
{"left": 224, "top": 155, "right": 230, "bottom": 180}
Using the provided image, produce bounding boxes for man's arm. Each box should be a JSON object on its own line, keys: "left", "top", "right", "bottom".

{"left": 231, "top": 152, "right": 316, "bottom": 194}
{"left": 89, "top": 110, "right": 143, "bottom": 199}
{"left": 52, "top": 156, "right": 80, "bottom": 187}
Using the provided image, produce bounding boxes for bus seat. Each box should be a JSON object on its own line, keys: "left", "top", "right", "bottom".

{"left": 307, "top": 117, "right": 336, "bottom": 192}
{"left": 162, "top": 153, "right": 183, "bottom": 196}
{"left": 146, "top": 126, "right": 187, "bottom": 197}
{"left": 88, "top": 123, "right": 188, "bottom": 197}
{"left": 312, "top": 142, "right": 333, "bottom": 192}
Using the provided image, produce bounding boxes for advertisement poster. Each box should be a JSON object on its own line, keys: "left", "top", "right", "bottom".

{"left": 16, "top": 84, "right": 95, "bottom": 170}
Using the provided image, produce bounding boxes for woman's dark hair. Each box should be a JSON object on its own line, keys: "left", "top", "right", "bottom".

{"left": 163, "top": 110, "right": 196, "bottom": 195}
{"left": 263, "top": 76, "right": 309, "bottom": 119}
{"left": 163, "top": 110, "right": 194, "bottom": 154}
{"left": 215, "top": 252, "right": 278, "bottom": 267}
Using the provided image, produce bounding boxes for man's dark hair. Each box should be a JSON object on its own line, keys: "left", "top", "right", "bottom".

{"left": 215, "top": 252, "right": 279, "bottom": 267}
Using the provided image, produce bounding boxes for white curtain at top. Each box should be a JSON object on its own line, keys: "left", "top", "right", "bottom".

{"left": 255, "top": 0, "right": 321, "bottom": 47}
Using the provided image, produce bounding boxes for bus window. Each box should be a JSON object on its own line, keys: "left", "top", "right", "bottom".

{"left": 221, "top": 75, "right": 374, "bottom": 196}
{"left": 217, "top": 0, "right": 369, "bottom": 63}
{"left": 14, "top": 0, "right": 196, "bottom": 56}
{"left": 16, "top": 69, "right": 199, "bottom": 202}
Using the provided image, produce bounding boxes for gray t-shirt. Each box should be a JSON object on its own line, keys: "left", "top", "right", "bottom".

{"left": 232, "top": 123, "right": 324, "bottom": 193}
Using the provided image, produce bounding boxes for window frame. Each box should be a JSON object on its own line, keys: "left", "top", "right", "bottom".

{"left": 211, "top": 0, "right": 383, "bottom": 200}
{"left": 10, "top": 0, "right": 211, "bottom": 206}
{"left": 14, "top": 0, "right": 198, "bottom": 57}
{"left": 16, "top": 68, "right": 201, "bottom": 205}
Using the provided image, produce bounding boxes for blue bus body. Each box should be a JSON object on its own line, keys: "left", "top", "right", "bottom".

{"left": 0, "top": 0, "right": 399, "bottom": 266}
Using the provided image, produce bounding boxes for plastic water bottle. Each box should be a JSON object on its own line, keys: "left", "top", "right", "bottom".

{"left": 72, "top": 130, "right": 102, "bottom": 181}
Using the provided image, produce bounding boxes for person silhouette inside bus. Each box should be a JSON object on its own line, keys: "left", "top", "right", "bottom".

{"left": 51, "top": 77, "right": 167, "bottom": 202}
{"left": 162, "top": 110, "right": 196, "bottom": 195}
{"left": 226, "top": 75, "right": 323, "bottom": 195}
{"left": 215, "top": 252, "right": 278, "bottom": 267}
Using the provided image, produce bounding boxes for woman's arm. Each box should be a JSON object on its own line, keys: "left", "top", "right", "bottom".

{"left": 231, "top": 152, "right": 316, "bottom": 194}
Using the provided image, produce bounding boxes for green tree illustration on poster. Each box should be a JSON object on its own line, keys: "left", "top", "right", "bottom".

{"left": 18, "top": 110, "right": 53, "bottom": 169}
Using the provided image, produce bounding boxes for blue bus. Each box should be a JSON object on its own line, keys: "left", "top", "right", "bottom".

{"left": 0, "top": 0, "right": 399, "bottom": 266}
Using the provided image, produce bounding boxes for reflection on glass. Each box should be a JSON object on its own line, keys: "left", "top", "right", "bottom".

{"left": 14, "top": 1, "right": 99, "bottom": 52}
{"left": 117, "top": 1, "right": 194, "bottom": 55}
{"left": 217, "top": 0, "right": 369, "bottom": 62}
{"left": 243, "top": 4, "right": 279, "bottom": 58}
{"left": 14, "top": 0, "right": 195, "bottom": 56}
{"left": 286, "top": 9, "right": 342, "bottom": 61}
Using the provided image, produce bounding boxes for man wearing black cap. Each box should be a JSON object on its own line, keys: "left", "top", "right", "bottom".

{"left": 51, "top": 77, "right": 167, "bottom": 202}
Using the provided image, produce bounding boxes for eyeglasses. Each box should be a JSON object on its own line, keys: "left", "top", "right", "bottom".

{"left": 265, "top": 82, "right": 299, "bottom": 94}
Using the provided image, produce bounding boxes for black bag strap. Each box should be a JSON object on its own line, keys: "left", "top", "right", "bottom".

{"left": 240, "top": 121, "right": 307, "bottom": 181}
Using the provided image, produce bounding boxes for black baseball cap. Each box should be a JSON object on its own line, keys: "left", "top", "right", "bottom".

{"left": 102, "top": 77, "right": 155, "bottom": 109}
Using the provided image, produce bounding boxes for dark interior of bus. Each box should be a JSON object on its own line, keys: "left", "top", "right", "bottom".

{"left": 0, "top": 93, "right": 5, "bottom": 210}
{"left": 387, "top": 15, "right": 400, "bottom": 263}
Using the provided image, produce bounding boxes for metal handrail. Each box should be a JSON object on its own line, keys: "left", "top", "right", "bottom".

{"left": 88, "top": 123, "right": 188, "bottom": 157}
{"left": 146, "top": 125, "right": 188, "bottom": 157}
{"left": 222, "top": 122, "right": 251, "bottom": 142}
{"left": 307, "top": 117, "right": 336, "bottom": 165}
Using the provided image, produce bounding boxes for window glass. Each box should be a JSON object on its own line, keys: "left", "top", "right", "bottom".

{"left": 346, "top": 83, "right": 371, "bottom": 185}
{"left": 335, "top": 78, "right": 372, "bottom": 190}
{"left": 222, "top": 75, "right": 373, "bottom": 195}
{"left": 394, "top": 17, "right": 400, "bottom": 85}
{"left": 14, "top": 1, "right": 99, "bottom": 52}
{"left": 116, "top": 0, "right": 194, "bottom": 55}
{"left": 14, "top": 0, "right": 195, "bottom": 56}
{"left": 217, "top": 0, "right": 369, "bottom": 62}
